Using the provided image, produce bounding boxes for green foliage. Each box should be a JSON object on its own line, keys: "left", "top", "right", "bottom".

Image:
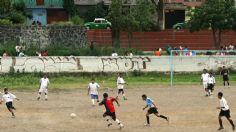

{"left": 0, "top": 19, "right": 13, "bottom": 25}
{"left": 63, "top": 0, "right": 78, "bottom": 16}
{"left": 0, "top": 0, "right": 12, "bottom": 15}
{"left": 71, "top": 16, "right": 84, "bottom": 25}
{"left": 188, "top": 0, "right": 236, "bottom": 48}
{"left": 83, "top": 2, "right": 109, "bottom": 22}
{"left": 8, "top": 11, "right": 26, "bottom": 24}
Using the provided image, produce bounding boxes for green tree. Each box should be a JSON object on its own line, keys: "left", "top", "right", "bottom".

{"left": 84, "top": 2, "right": 108, "bottom": 22}
{"left": 188, "top": 0, "right": 236, "bottom": 48}
{"left": 106, "top": 0, "right": 123, "bottom": 48}
{"left": 63, "top": 0, "right": 78, "bottom": 17}
{"left": 0, "top": 0, "right": 12, "bottom": 18}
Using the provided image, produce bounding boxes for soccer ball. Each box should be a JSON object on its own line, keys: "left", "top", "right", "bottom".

{"left": 70, "top": 113, "right": 76, "bottom": 119}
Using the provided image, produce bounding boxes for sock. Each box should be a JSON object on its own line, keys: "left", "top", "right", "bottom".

{"left": 115, "top": 119, "right": 121, "bottom": 125}
{"left": 105, "top": 117, "right": 112, "bottom": 125}
{"left": 160, "top": 115, "right": 168, "bottom": 120}
{"left": 229, "top": 119, "right": 235, "bottom": 128}
{"left": 122, "top": 94, "right": 126, "bottom": 99}
{"left": 146, "top": 116, "right": 150, "bottom": 124}
{"left": 228, "top": 82, "right": 230, "bottom": 86}
{"left": 45, "top": 95, "right": 48, "bottom": 99}
{"left": 219, "top": 118, "right": 223, "bottom": 128}
{"left": 91, "top": 99, "right": 95, "bottom": 105}
{"left": 12, "top": 112, "right": 15, "bottom": 116}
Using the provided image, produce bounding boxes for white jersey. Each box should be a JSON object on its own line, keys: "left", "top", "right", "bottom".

{"left": 207, "top": 76, "right": 215, "bottom": 84}
{"left": 88, "top": 82, "right": 100, "bottom": 95}
{"left": 201, "top": 73, "right": 209, "bottom": 82}
{"left": 2, "top": 93, "right": 16, "bottom": 103}
{"left": 117, "top": 77, "right": 125, "bottom": 89}
{"left": 40, "top": 78, "right": 50, "bottom": 87}
{"left": 219, "top": 97, "right": 229, "bottom": 111}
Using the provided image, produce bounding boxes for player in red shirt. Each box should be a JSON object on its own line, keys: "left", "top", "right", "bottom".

{"left": 99, "top": 93, "right": 124, "bottom": 129}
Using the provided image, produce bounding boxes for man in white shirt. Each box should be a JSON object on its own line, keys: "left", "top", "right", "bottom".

{"left": 116, "top": 73, "right": 127, "bottom": 100}
{"left": 111, "top": 51, "right": 118, "bottom": 57}
{"left": 201, "top": 69, "right": 209, "bottom": 96}
{"left": 1, "top": 88, "right": 19, "bottom": 117}
{"left": 37, "top": 74, "right": 50, "bottom": 101}
{"left": 207, "top": 72, "right": 215, "bottom": 96}
{"left": 88, "top": 78, "right": 100, "bottom": 106}
{"left": 217, "top": 92, "right": 235, "bottom": 131}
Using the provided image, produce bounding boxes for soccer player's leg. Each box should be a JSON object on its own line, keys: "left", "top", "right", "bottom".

{"left": 110, "top": 112, "right": 124, "bottom": 129}
{"left": 44, "top": 88, "right": 48, "bottom": 101}
{"left": 121, "top": 89, "right": 127, "bottom": 100}
{"left": 218, "top": 111, "right": 224, "bottom": 130}
{"left": 103, "top": 112, "right": 112, "bottom": 127}
{"left": 96, "top": 95, "right": 99, "bottom": 102}
{"left": 6, "top": 102, "right": 15, "bottom": 117}
{"left": 152, "top": 108, "right": 169, "bottom": 122}
{"left": 37, "top": 87, "right": 43, "bottom": 100}
{"left": 225, "top": 110, "right": 235, "bottom": 130}
{"left": 91, "top": 94, "right": 95, "bottom": 106}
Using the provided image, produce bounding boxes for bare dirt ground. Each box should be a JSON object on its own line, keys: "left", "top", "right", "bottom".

{"left": 0, "top": 85, "right": 235, "bottom": 132}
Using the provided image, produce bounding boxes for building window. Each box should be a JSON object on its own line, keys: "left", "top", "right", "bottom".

{"left": 36, "top": 0, "right": 44, "bottom": 6}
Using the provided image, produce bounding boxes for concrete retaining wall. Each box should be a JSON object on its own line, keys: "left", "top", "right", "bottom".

{"left": 0, "top": 56, "right": 235, "bottom": 73}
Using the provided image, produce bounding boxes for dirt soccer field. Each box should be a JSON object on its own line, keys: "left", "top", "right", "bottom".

{"left": 0, "top": 85, "right": 235, "bottom": 132}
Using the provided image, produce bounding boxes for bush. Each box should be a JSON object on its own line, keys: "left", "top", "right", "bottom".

{"left": 9, "top": 11, "right": 26, "bottom": 24}
{"left": 0, "top": 19, "right": 13, "bottom": 25}
{"left": 71, "top": 16, "right": 84, "bottom": 25}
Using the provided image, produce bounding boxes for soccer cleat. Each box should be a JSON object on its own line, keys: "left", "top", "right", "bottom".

{"left": 107, "top": 123, "right": 112, "bottom": 127}
{"left": 233, "top": 126, "right": 235, "bottom": 131}
{"left": 123, "top": 97, "right": 127, "bottom": 100}
{"left": 119, "top": 124, "right": 124, "bottom": 129}
{"left": 218, "top": 127, "right": 224, "bottom": 131}
{"left": 166, "top": 117, "right": 170, "bottom": 124}
{"left": 45, "top": 99, "right": 48, "bottom": 101}
{"left": 144, "top": 123, "right": 150, "bottom": 127}
{"left": 37, "top": 97, "right": 40, "bottom": 100}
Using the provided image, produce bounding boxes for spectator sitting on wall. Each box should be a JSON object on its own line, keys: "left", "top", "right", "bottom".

{"left": 15, "top": 44, "right": 21, "bottom": 56}
{"left": 18, "top": 50, "right": 25, "bottom": 57}
{"left": 41, "top": 50, "right": 48, "bottom": 56}
{"left": 206, "top": 50, "right": 212, "bottom": 55}
{"left": 129, "top": 50, "right": 133, "bottom": 57}
{"left": 184, "top": 46, "right": 189, "bottom": 56}
{"left": 154, "top": 48, "right": 161, "bottom": 56}
{"left": 36, "top": 51, "right": 41, "bottom": 57}
{"left": 2, "top": 50, "right": 9, "bottom": 57}
{"left": 111, "top": 50, "right": 118, "bottom": 57}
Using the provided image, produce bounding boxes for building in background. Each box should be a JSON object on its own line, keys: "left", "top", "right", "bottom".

{"left": 13, "top": 0, "right": 68, "bottom": 25}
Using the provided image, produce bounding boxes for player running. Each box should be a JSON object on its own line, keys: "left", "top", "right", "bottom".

{"left": 216, "top": 92, "right": 235, "bottom": 131}
{"left": 37, "top": 74, "right": 50, "bottom": 101}
{"left": 1, "top": 88, "right": 19, "bottom": 118}
{"left": 142, "top": 94, "right": 169, "bottom": 126}
{"left": 201, "top": 69, "right": 209, "bottom": 96}
{"left": 206, "top": 72, "right": 215, "bottom": 96}
{"left": 88, "top": 78, "right": 100, "bottom": 106}
{"left": 99, "top": 93, "right": 124, "bottom": 129}
{"left": 220, "top": 66, "right": 230, "bottom": 88}
{"left": 116, "top": 73, "right": 127, "bottom": 100}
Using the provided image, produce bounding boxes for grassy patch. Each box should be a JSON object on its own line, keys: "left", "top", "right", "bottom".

{"left": 0, "top": 72, "right": 235, "bottom": 90}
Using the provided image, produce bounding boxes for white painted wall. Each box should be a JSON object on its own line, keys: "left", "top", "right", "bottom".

{"left": 0, "top": 56, "right": 235, "bottom": 73}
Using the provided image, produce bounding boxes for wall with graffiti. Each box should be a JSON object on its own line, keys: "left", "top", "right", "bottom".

{"left": 0, "top": 56, "right": 235, "bottom": 73}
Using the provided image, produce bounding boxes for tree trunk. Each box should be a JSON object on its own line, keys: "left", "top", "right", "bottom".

{"left": 212, "top": 28, "right": 221, "bottom": 49}
{"left": 112, "top": 29, "right": 120, "bottom": 48}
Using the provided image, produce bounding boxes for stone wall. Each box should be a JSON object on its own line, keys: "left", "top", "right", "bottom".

{"left": 0, "top": 26, "right": 87, "bottom": 49}
{"left": 0, "top": 56, "right": 235, "bottom": 73}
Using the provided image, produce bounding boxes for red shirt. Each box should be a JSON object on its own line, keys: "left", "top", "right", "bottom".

{"left": 100, "top": 97, "right": 116, "bottom": 113}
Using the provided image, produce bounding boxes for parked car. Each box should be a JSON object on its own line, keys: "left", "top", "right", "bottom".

{"left": 172, "top": 22, "right": 188, "bottom": 30}
{"left": 84, "top": 18, "right": 112, "bottom": 30}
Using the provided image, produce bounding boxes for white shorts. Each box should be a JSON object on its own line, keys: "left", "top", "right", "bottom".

{"left": 117, "top": 85, "right": 124, "bottom": 89}
{"left": 39, "top": 86, "right": 48, "bottom": 93}
{"left": 203, "top": 82, "right": 208, "bottom": 89}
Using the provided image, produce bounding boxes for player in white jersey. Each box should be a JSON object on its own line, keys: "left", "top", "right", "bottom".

{"left": 201, "top": 69, "right": 209, "bottom": 96}
{"left": 88, "top": 78, "right": 100, "bottom": 106}
{"left": 206, "top": 72, "right": 215, "bottom": 96}
{"left": 1, "top": 88, "right": 19, "bottom": 117}
{"left": 216, "top": 92, "right": 235, "bottom": 131}
{"left": 37, "top": 74, "right": 50, "bottom": 101}
{"left": 116, "top": 73, "right": 127, "bottom": 100}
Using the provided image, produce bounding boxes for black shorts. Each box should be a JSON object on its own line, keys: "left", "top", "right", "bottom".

{"left": 207, "top": 84, "right": 214, "bottom": 90}
{"left": 103, "top": 111, "right": 116, "bottom": 120}
{"left": 223, "top": 76, "right": 229, "bottom": 81}
{"left": 118, "top": 89, "right": 124, "bottom": 94}
{"left": 148, "top": 107, "right": 158, "bottom": 114}
{"left": 6, "top": 102, "right": 15, "bottom": 109}
{"left": 219, "top": 110, "right": 231, "bottom": 118}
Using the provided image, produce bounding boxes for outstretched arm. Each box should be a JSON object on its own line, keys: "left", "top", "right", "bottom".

{"left": 143, "top": 105, "right": 148, "bottom": 110}
{"left": 114, "top": 98, "right": 120, "bottom": 107}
